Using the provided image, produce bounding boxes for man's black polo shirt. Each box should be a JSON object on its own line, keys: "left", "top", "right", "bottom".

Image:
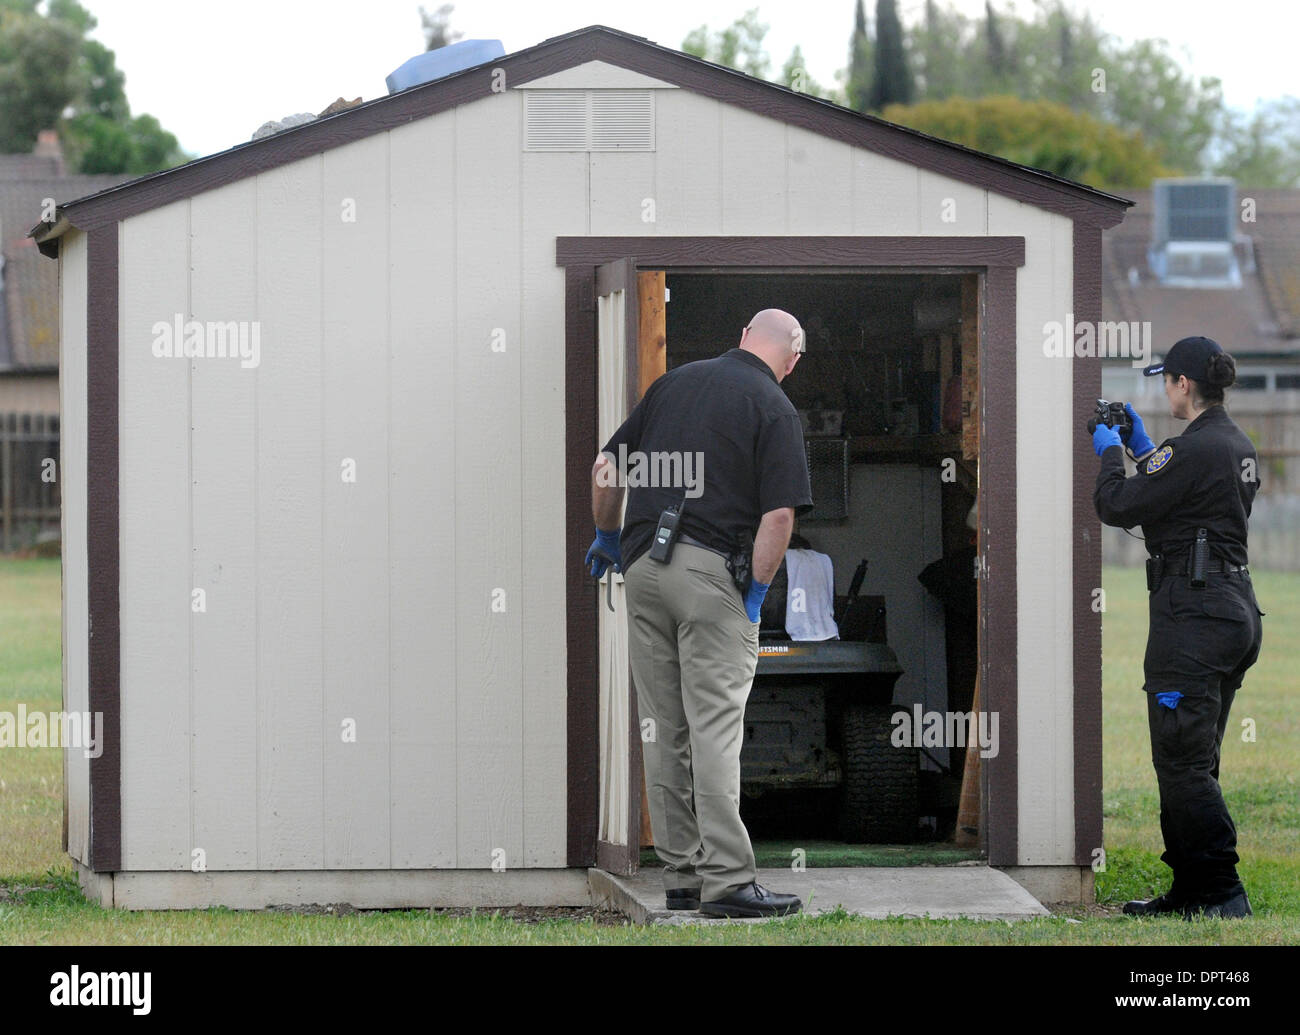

{"left": 601, "top": 347, "right": 814, "bottom": 573}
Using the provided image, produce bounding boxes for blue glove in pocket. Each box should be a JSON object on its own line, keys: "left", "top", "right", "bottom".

{"left": 1156, "top": 691, "right": 1183, "bottom": 710}
{"left": 744, "top": 579, "right": 770, "bottom": 624}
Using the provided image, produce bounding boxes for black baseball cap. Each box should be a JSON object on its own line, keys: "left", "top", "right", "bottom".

{"left": 1142, "top": 335, "right": 1223, "bottom": 380}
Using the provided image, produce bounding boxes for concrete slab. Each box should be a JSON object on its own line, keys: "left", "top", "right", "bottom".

{"left": 590, "top": 865, "right": 1050, "bottom": 924}
{"left": 79, "top": 862, "right": 592, "bottom": 910}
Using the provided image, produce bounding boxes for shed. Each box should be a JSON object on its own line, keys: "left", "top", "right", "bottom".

{"left": 34, "top": 25, "right": 1129, "bottom": 909}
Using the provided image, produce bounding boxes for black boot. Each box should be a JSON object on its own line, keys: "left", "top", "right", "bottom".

{"left": 1122, "top": 893, "right": 1188, "bottom": 917}
{"left": 1185, "top": 889, "right": 1253, "bottom": 919}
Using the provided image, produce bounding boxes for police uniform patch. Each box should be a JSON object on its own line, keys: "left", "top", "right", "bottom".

{"left": 1145, "top": 444, "right": 1173, "bottom": 474}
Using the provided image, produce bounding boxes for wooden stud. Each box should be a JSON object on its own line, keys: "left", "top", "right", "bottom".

{"left": 960, "top": 274, "right": 980, "bottom": 463}
{"left": 635, "top": 269, "right": 667, "bottom": 849}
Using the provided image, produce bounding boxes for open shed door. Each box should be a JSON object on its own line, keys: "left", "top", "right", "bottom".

{"left": 594, "top": 258, "right": 641, "bottom": 874}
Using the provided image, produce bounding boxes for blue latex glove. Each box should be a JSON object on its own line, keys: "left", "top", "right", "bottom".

{"left": 1123, "top": 403, "right": 1155, "bottom": 457}
{"left": 1092, "top": 423, "right": 1122, "bottom": 458}
{"left": 1156, "top": 691, "right": 1183, "bottom": 710}
{"left": 744, "top": 578, "right": 770, "bottom": 624}
{"left": 584, "top": 527, "right": 621, "bottom": 578}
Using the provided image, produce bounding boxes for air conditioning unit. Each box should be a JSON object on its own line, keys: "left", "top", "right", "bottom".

{"left": 1149, "top": 178, "right": 1241, "bottom": 287}
{"left": 1152, "top": 178, "right": 1235, "bottom": 246}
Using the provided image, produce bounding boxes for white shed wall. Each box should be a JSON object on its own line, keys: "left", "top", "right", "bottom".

{"left": 59, "top": 229, "right": 89, "bottom": 865}
{"left": 108, "top": 66, "right": 1079, "bottom": 871}
{"left": 988, "top": 194, "right": 1078, "bottom": 866}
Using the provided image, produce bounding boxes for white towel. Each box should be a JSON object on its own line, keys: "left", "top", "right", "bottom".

{"left": 784, "top": 549, "right": 839, "bottom": 641}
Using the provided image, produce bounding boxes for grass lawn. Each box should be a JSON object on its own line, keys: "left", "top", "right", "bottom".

{"left": 0, "top": 557, "right": 1295, "bottom": 944}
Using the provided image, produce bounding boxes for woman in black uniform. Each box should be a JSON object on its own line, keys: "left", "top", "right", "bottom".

{"left": 1092, "top": 336, "right": 1263, "bottom": 919}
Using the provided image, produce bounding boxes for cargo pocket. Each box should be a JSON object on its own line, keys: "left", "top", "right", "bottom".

{"left": 1201, "top": 593, "right": 1252, "bottom": 624}
{"left": 684, "top": 559, "right": 747, "bottom": 623}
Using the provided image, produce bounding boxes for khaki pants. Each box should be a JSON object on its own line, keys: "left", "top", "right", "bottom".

{"left": 623, "top": 541, "right": 759, "bottom": 903}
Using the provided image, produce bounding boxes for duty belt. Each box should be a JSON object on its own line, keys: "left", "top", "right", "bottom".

{"left": 678, "top": 533, "right": 730, "bottom": 559}
{"left": 1161, "top": 559, "right": 1248, "bottom": 577}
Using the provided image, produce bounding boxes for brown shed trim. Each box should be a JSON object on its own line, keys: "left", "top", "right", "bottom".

{"left": 561, "top": 237, "right": 1023, "bottom": 868}
{"left": 557, "top": 236, "right": 1027, "bottom": 269}
{"left": 566, "top": 265, "right": 600, "bottom": 866}
{"left": 1072, "top": 223, "right": 1105, "bottom": 865}
{"left": 85, "top": 224, "right": 121, "bottom": 872}
{"left": 34, "top": 26, "right": 1127, "bottom": 248}
{"left": 979, "top": 264, "right": 1019, "bottom": 866}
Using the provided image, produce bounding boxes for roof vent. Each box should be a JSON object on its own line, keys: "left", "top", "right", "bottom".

{"left": 525, "top": 90, "right": 655, "bottom": 152}
{"left": 386, "top": 39, "right": 505, "bottom": 94}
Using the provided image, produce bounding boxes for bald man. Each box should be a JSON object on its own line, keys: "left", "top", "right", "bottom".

{"left": 586, "top": 309, "right": 814, "bottom": 917}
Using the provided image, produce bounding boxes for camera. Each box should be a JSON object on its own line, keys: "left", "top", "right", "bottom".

{"left": 1086, "top": 398, "right": 1131, "bottom": 435}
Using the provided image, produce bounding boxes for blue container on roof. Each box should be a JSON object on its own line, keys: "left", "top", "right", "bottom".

{"left": 385, "top": 39, "right": 506, "bottom": 94}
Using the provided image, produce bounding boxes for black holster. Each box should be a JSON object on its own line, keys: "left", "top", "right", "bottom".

{"left": 725, "top": 530, "right": 754, "bottom": 595}
{"left": 1146, "top": 555, "right": 1164, "bottom": 593}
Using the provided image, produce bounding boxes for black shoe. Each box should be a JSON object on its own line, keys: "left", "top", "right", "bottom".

{"left": 1122, "top": 893, "right": 1187, "bottom": 917}
{"left": 665, "top": 888, "right": 700, "bottom": 911}
{"left": 1185, "top": 889, "right": 1253, "bottom": 919}
{"left": 699, "top": 882, "right": 802, "bottom": 918}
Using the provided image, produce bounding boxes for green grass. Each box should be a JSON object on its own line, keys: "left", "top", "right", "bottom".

{"left": 1, "top": 557, "right": 1296, "bottom": 944}
{"left": 0, "top": 558, "right": 64, "bottom": 880}
{"left": 1096, "top": 565, "right": 1299, "bottom": 925}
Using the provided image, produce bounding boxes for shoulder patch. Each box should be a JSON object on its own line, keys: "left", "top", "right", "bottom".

{"left": 1145, "top": 444, "right": 1174, "bottom": 474}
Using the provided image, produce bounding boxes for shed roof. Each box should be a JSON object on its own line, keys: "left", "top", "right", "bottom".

{"left": 31, "top": 24, "right": 1131, "bottom": 255}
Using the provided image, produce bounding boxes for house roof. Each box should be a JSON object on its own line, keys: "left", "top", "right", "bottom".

{"left": 1, "top": 172, "right": 130, "bottom": 368}
{"left": 0, "top": 154, "right": 62, "bottom": 181}
{"left": 1102, "top": 187, "right": 1300, "bottom": 360}
{"left": 31, "top": 25, "right": 1130, "bottom": 255}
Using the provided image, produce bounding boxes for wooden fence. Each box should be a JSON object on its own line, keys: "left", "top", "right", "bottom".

{"left": 1, "top": 412, "right": 61, "bottom": 552}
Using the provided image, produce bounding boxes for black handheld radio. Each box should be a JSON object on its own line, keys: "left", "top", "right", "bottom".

{"left": 649, "top": 498, "right": 686, "bottom": 563}
{"left": 1190, "top": 527, "right": 1210, "bottom": 588}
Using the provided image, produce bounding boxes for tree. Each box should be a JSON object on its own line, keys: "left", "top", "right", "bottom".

{"left": 683, "top": 9, "right": 771, "bottom": 80}
{"left": 881, "top": 94, "right": 1172, "bottom": 190}
{"left": 1091, "top": 36, "right": 1223, "bottom": 173}
{"left": 0, "top": 3, "right": 81, "bottom": 153}
{"left": 1211, "top": 97, "right": 1300, "bottom": 188}
{"left": 892, "top": 1, "right": 1223, "bottom": 175}
{"left": 684, "top": 11, "right": 839, "bottom": 101}
{"left": 868, "top": 0, "right": 912, "bottom": 110}
{"left": 984, "top": 1, "right": 1007, "bottom": 84}
{"left": 911, "top": 0, "right": 962, "bottom": 101}
{"left": 420, "top": 3, "right": 461, "bottom": 51}
{"left": 781, "top": 45, "right": 826, "bottom": 97}
{"left": 0, "top": 0, "right": 187, "bottom": 173}
{"left": 846, "top": 0, "right": 873, "bottom": 112}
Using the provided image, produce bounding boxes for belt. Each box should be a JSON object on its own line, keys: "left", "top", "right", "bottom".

{"left": 679, "top": 533, "right": 730, "bottom": 559}
{"left": 1160, "top": 559, "right": 1248, "bottom": 577}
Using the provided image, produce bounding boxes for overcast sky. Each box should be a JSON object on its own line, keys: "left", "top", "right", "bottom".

{"left": 78, "top": 0, "right": 1297, "bottom": 159}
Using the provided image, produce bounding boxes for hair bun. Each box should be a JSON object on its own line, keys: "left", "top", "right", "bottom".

{"left": 1205, "top": 352, "right": 1236, "bottom": 389}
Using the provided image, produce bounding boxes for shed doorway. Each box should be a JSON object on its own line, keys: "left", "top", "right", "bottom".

{"left": 596, "top": 264, "right": 986, "bottom": 871}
